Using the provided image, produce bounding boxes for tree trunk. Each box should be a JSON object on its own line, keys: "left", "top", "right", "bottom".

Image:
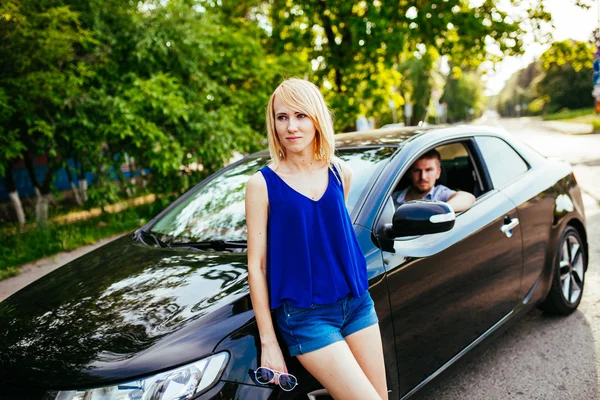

{"left": 107, "top": 145, "right": 130, "bottom": 197}
{"left": 4, "top": 163, "right": 25, "bottom": 228}
{"left": 129, "top": 156, "right": 136, "bottom": 188}
{"left": 23, "top": 152, "right": 41, "bottom": 188}
{"left": 36, "top": 194, "right": 51, "bottom": 225}
{"left": 65, "top": 163, "right": 83, "bottom": 206}
{"left": 34, "top": 187, "right": 50, "bottom": 225}
{"left": 125, "top": 153, "right": 136, "bottom": 197}
{"left": 115, "top": 163, "right": 131, "bottom": 197}
{"left": 70, "top": 180, "right": 83, "bottom": 206}
{"left": 140, "top": 168, "right": 148, "bottom": 188}
{"left": 79, "top": 178, "right": 88, "bottom": 202}
{"left": 9, "top": 191, "right": 26, "bottom": 228}
{"left": 23, "top": 153, "right": 46, "bottom": 225}
{"left": 78, "top": 161, "right": 88, "bottom": 202}
{"left": 319, "top": 3, "right": 344, "bottom": 93}
{"left": 24, "top": 152, "right": 55, "bottom": 226}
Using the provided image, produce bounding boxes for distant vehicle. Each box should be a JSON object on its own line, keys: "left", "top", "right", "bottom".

{"left": 380, "top": 122, "right": 405, "bottom": 129}
{"left": 0, "top": 126, "right": 588, "bottom": 399}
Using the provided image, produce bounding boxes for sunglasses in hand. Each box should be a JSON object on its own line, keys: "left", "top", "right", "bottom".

{"left": 254, "top": 366, "right": 298, "bottom": 391}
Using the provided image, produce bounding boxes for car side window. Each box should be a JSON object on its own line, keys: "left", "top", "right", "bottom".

{"left": 375, "top": 140, "right": 484, "bottom": 239}
{"left": 475, "top": 136, "right": 528, "bottom": 189}
{"left": 390, "top": 141, "right": 484, "bottom": 204}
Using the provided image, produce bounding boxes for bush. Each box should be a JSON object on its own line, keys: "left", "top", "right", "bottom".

{"left": 543, "top": 107, "right": 595, "bottom": 121}
{"left": 528, "top": 99, "right": 545, "bottom": 115}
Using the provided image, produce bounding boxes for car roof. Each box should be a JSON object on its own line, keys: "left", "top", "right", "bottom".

{"left": 334, "top": 125, "right": 508, "bottom": 148}
{"left": 252, "top": 124, "right": 543, "bottom": 167}
{"left": 334, "top": 126, "right": 434, "bottom": 147}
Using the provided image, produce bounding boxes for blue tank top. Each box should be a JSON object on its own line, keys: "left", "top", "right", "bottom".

{"left": 259, "top": 165, "right": 368, "bottom": 310}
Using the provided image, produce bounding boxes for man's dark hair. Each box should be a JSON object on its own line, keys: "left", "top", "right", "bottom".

{"left": 414, "top": 149, "right": 442, "bottom": 169}
{"left": 418, "top": 149, "right": 441, "bottom": 162}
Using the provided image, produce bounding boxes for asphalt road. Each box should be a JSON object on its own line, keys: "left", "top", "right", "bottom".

{"left": 414, "top": 115, "right": 600, "bottom": 400}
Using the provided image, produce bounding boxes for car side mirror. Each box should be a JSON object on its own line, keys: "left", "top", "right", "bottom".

{"left": 385, "top": 200, "right": 455, "bottom": 238}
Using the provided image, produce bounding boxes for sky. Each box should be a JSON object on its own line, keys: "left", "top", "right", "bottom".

{"left": 483, "top": 0, "right": 599, "bottom": 95}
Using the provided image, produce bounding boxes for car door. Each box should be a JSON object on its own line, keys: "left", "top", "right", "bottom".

{"left": 373, "top": 139, "right": 524, "bottom": 397}
{"left": 473, "top": 135, "right": 554, "bottom": 301}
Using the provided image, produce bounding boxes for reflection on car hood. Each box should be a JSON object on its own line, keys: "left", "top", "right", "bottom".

{"left": 0, "top": 235, "right": 253, "bottom": 389}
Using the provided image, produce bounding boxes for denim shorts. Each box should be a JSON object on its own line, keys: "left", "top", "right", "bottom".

{"left": 275, "top": 290, "right": 379, "bottom": 357}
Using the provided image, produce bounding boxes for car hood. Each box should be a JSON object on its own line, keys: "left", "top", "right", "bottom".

{"left": 0, "top": 235, "right": 254, "bottom": 389}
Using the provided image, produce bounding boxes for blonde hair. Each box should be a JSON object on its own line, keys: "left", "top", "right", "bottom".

{"left": 266, "top": 78, "right": 342, "bottom": 174}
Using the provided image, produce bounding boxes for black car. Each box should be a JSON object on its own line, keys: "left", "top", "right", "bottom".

{"left": 0, "top": 126, "right": 588, "bottom": 399}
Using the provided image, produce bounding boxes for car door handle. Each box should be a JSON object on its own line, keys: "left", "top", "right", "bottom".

{"left": 500, "top": 218, "right": 519, "bottom": 238}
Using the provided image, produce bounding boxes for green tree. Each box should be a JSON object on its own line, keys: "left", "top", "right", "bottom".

{"left": 0, "top": 0, "right": 95, "bottom": 223}
{"left": 1, "top": 0, "right": 307, "bottom": 218}
{"left": 442, "top": 67, "right": 485, "bottom": 123}
{"left": 0, "top": 88, "right": 27, "bottom": 226}
{"left": 536, "top": 40, "right": 594, "bottom": 112}
{"left": 267, "top": 0, "right": 550, "bottom": 130}
{"left": 396, "top": 48, "right": 444, "bottom": 125}
{"left": 70, "top": 0, "right": 307, "bottom": 202}
{"left": 496, "top": 61, "right": 542, "bottom": 117}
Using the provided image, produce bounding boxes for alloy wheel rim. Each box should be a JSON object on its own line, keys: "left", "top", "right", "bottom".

{"left": 559, "top": 233, "right": 584, "bottom": 304}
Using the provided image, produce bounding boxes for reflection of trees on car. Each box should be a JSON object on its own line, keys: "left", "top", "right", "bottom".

{"left": 0, "top": 241, "right": 248, "bottom": 384}
{"left": 152, "top": 157, "right": 266, "bottom": 242}
{"left": 150, "top": 148, "right": 397, "bottom": 244}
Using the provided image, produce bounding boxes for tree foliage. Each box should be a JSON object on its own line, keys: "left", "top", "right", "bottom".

{"left": 2, "top": 0, "right": 586, "bottom": 224}
{"left": 1, "top": 0, "right": 306, "bottom": 218}
{"left": 442, "top": 67, "right": 486, "bottom": 123}
{"left": 496, "top": 39, "right": 594, "bottom": 116}
{"left": 496, "top": 61, "right": 542, "bottom": 117}
{"left": 536, "top": 40, "right": 594, "bottom": 112}
{"left": 0, "top": 0, "right": 95, "bottom": 194}
{"left": 267, "top": 0, "right": 550, "bottom": 130}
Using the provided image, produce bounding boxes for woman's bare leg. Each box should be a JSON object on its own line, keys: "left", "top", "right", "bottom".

{"left": 296, "top": 340, "right": 382, "bottom": 400}
{"left": 345, "top": 324, "right": 388, "bottom": 400}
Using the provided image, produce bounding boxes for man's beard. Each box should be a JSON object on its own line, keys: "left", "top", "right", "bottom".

{"left": 415, "top": 182, "right": 432, "bottom": 195}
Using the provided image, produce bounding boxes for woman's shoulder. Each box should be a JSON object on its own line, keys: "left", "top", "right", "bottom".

{"left": 246, "top": 171, "right": 268, "bottom": 194}
{"left": 331, "top": 156, "right": 352, "bottom": 187}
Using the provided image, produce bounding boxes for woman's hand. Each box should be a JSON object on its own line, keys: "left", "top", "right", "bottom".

{"left": 260, "top": 341, "right": 288, "bottom": 383}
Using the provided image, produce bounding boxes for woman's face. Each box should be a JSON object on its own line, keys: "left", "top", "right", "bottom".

{"left": 273, "top": 96, "right": 317, "bottom": 155}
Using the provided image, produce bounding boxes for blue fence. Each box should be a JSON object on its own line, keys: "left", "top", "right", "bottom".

{"left": 0, "top": 159, "right": 146, "bottom": 202}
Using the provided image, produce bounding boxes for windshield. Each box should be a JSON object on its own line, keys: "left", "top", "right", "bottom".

{"left": 149, "top": 147, "right": 396, "bottom": 244}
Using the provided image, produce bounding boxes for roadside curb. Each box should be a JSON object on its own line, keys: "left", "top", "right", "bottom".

{"left": 539, "top": 121, "right": 596, "bottom": 135}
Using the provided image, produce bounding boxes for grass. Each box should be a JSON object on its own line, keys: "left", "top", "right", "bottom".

{"left": 543, "top": 107, "right": 595, "bottom": 122}
{"left": 0, "top": 201, "right": 164, "bottom": 280}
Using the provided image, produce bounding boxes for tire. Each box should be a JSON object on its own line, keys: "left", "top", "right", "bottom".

{"left": 539, "top": 226, "right": 587, "bottom": 315}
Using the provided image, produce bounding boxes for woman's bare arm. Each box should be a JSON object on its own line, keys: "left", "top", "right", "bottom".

{"left": 245, "top": 172, "right": 288, "bottom": 372}
{"left": 338, "top": 159, "right": 353, "bottom": 204}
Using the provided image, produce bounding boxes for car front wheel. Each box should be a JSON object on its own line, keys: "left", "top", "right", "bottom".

{"left": 539, "top": 226, "right": 587, "bottom": 315}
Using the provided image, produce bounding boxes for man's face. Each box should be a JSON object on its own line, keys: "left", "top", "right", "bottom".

{"left": 410, "top": 157, "right": 441, "bottom": 194}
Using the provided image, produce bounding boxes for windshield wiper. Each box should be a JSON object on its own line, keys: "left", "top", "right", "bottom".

{"left": 134, "top": 230, "right": 172, "bottom": 248}
{"left": 170, "top": 240, "right": 247, "bottom": 251}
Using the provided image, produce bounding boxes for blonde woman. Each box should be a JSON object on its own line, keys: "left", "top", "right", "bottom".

{"left": 245, "top": 78, "right": 388, "bottom": 399}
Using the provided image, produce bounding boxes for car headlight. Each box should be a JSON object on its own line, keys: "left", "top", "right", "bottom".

{"left": 44, "top": 352, "right": 229, "bottom": 400}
